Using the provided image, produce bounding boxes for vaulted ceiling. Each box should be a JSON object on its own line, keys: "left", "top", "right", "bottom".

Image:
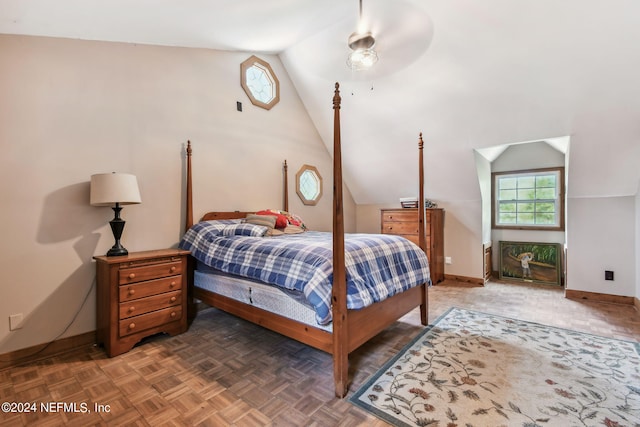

{"left": 2, "top": 0, "right": 639, "bottom": 203}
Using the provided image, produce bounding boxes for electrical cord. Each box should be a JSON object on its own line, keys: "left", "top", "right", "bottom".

{"left": 0, "top": 275, "right": 96, "bottom": 365}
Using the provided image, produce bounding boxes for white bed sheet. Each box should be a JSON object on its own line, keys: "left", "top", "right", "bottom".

{"left": 194, "top": 268, "right": 332, "bottom": 332}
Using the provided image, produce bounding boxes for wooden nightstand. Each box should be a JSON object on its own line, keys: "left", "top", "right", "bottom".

{"left": 94, "top": 248, "right": 190, "bottom": 357}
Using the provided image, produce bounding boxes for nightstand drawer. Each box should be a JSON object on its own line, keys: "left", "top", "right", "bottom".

{"left": 119, "top": 290, "right": 182, "bottom": 319}
{"left": 118, "top": 261, "right": 183, "bottom": 285}
{"left": 119, "top": 306, "right": 183, "bottom": 337}
{"left": 119, "top": 276, "right": 182, "bottom": 301}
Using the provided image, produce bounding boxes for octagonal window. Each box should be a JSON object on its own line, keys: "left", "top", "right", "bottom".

{"left": 241, "top": 55, "right": 280, "bottom": 110}
{"left": 296, "top": 165, "right": 323, "bottom": 206}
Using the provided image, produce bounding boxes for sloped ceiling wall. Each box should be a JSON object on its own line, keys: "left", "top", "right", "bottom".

{"left": 2, "top": 0, "right": 638, "bottom": 204}
{"left": 282, "top": 0, "right": 640, "bottom": 204}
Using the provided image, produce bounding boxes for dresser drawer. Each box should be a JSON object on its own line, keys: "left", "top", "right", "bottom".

{"left": 119, "top": 276, "right": 182, "bottom": 301}
{"left": 380, "top": 208, "right": 444, "bottom": 285}
{"left": 382, "top": 222, "right": 419, "bottom": 235}
{"left": 118, "top": 261, "right": 183, "bottom": 285}
{"left": 393, "top": 235, "right": 432, "bottom": 250}
{"left": 404, "top": 235, "right": 420, "bottom": 246}
{"left": 381, "top": 210, "right": 418, "bottom": 223}
{"left": 119, "top": 306, "right": 183, "bottom": 337}
{"left": 119, "top": 290, "right": 182, "bottom": 319}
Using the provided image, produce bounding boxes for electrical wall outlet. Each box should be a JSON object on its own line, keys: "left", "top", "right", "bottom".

{"left": 445, "top": 257, "right": 452, "bottom": 265}
{"left": 605, "top": 270, "right": 614, "bottom": 281}
{"left": 9, "top": 313, "right": 23, "bottom": 331}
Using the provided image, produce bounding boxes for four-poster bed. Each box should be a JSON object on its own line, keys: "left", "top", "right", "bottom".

{"left": 181, "top": 83, "right": 429, "bottom": 398}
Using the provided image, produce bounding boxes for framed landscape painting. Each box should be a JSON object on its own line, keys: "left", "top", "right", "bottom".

{"left": 499, "top": 241, "right": 562, "bottom": 286}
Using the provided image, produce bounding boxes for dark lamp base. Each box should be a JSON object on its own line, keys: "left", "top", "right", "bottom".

{"left": 107, "top": 246, "right": 129, "bottom": 257}
{"left": 107, "top": 204, "right": 129, "bottom": 257}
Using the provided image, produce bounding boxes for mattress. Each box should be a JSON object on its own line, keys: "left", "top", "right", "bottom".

{"left": 194, "top": 266, "right": 332, "bottom": 332}
{"left": 181, "top": 224, "right": 431, "bottom": 325}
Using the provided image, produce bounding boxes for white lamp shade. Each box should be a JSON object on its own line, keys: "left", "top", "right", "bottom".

{"left": 90, "top": 173, "right": 142, "bottom": 206}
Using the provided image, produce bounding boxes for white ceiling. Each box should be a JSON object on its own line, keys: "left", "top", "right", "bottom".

{"left": 2, "top": 0, "right": 639, "bottom": 203}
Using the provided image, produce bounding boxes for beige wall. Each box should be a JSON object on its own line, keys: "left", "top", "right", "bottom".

{"left": 567, "top": 196, "right": 636, "bottom": 297}
{"left": 0, "top": 35, "right": 355, "bottom": 353}
{"left": 636, "top": 184, "right": 640, "bottom": 300}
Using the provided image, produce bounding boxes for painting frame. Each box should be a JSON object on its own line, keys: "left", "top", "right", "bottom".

{"left": 498, "top": 241, "right": 562, "bottom": 286}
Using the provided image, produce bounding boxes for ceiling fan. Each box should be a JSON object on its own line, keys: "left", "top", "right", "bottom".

{"left": 286, "top": 0, "right": 433, "bottom": 81}
{"left": 346, "top": 0, "right": 378, "bottom": 71}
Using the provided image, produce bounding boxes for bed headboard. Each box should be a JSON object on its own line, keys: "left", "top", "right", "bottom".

{"left": 201, "top": 211, "right": 252, "bottom": 221}
{"left": 184, "top": 140, "right": 289, "bottom": 231}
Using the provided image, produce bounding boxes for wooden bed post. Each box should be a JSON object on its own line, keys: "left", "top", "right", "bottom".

{"left": 417, "top": 133, "right": 428, "bottom": 325}
{"left": 283, "top": 160, "right": 289, "bottom": 212}
{"left": 180, "top": 95, "right": 429, "bottom": 398}
{"left": 331, "top": 83, "right": 349, "bottom": 398}
{"left": 185, "top": 140, "right": 196, "bottom": 324}
{"left": 185, "top": 140, "right": 194, "bottom": 233}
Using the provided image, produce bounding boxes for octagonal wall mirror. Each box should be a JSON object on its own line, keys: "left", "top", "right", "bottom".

{"left": 296, "top": 165, "right": 323, "bottom": 206}
{"left": 240, "top": 55, "right": 280, "bottom": 110}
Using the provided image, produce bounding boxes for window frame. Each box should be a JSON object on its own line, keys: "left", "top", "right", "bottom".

{"left": 295, "top": 164, "right": 323, "bottom": 206}
{"left": 240, "top": 55, "right": 280, "bottom": 110}
{"left": 491, "top": 167, "right": 565, "bottom": 231}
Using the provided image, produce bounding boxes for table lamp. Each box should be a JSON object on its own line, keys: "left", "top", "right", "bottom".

{"left": 90, "top": 172, "right": 142, "bottom": 256}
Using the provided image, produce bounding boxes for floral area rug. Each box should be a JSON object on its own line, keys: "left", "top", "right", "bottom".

{"left": 349, "top": 307, "right": 640, "bottom": 427}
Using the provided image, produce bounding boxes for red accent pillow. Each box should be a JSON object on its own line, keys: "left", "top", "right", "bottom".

{"left": 255, "top": 210, "right": 288, "bottom": 229}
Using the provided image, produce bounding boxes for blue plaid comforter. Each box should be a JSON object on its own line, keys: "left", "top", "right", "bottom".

{"left": 179, "top": 220, "right": 431, "bottom": 325}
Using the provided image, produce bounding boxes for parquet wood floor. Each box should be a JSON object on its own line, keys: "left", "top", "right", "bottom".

{"left": 1, "top": 280, "right": 638, "bottom": 426}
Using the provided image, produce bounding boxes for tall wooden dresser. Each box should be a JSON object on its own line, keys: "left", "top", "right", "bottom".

{"left": 381, "top": 208, "right": 445, "bottom": 284}
{"left": 94, "top": 248, "right": 190, "bottom": 356}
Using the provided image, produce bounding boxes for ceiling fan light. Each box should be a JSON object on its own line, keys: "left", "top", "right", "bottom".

{"left": 347, "top": 47, "right": 378, "bottom": 71}
{"left": 347, "top": 31, "right": 378, "bottom": 71}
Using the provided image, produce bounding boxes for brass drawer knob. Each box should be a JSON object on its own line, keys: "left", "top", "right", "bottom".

{"left": 128, "top": 323, "right": 135, "bottom": 330}
{"left": 170, "top": 296, "right": 176, "bottom": 303}
{"left": 128, "top": 273, "right": 136, "bottom": 280}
